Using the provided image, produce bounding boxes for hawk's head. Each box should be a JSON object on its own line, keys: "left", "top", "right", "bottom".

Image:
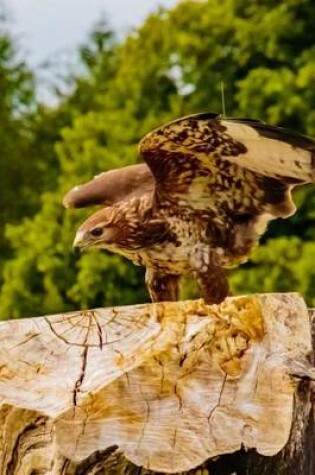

{"left": 73, "top": 207, "right": 122, "bottom": 252}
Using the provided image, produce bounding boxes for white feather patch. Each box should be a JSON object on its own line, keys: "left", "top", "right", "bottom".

{"left": 221, "top": 121, "right": 314, "bottom": 182}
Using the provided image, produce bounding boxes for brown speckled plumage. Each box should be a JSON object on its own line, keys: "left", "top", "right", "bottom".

{"left": 65, "top": 113, "right": 315, "bottom": 304}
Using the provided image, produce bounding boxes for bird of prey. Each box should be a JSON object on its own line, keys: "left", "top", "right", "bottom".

{"left": 63, "top": 112, "right": 315, "bottom": 304}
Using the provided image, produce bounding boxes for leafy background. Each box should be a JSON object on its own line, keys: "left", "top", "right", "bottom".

{"left": 0, "top": 0, "right": 315, "bottom": 319}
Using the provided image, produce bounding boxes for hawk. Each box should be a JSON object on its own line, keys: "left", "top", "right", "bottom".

{"left": 63, "top": 113, "right": 315, "bottom": 304}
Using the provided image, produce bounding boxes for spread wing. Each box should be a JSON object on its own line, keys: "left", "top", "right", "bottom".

{"left": 63, "top": 163, "right": 154, "bottom": 209}
{"left": 139, "top": 113, "right": 315, "bottom": 220}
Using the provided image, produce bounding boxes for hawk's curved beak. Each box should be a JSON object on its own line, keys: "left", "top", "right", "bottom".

{"left": 72, "top": 231, "right": 86, "bottom": 255}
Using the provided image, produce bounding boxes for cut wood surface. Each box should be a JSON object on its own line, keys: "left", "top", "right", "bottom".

{"left": 0, "top": 294, "right": 313, "bottom": 474}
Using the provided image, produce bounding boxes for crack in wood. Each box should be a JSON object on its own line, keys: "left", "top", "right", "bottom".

{"left": 207, "top": 374, "right": 227, "bottom": 447}
{"left": 73, "top": 345, "right": 89, "bottom": 407}
{"left": 14, "top": 333, "right": 41, "bottom": 348}
{"left": 91, "top": 312, "right": 104, "bottom": 350}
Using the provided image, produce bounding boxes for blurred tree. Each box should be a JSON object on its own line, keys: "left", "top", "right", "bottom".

{"left": 0, "top": 24, "right": 149, "bottom": 318}
{"left": 0, "top": 0, "right": 315, "bottom": 318}
{"left": 0, "top": 15, "right": 35, "bottom": 242}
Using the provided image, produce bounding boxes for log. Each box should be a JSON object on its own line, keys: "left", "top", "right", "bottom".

{"left": 0, "top": 293, "right": 313, "bottom": 474}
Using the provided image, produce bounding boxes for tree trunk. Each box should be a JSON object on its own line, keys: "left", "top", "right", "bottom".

{"left": 0, "top": 294, "right": 313, "bottom": 474}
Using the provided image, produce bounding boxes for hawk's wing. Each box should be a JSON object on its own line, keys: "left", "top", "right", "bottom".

{"left": 63, "top": 163, "right": 154, "bottom": 209}
{"left": 139, "top": 113, "right": 315, "bottom": 220}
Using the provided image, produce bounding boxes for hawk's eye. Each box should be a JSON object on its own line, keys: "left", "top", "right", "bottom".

{"left": 91, "top": 227, "right": 103, "bottom": 237}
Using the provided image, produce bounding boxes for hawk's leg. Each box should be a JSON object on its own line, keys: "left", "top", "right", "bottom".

{"left": 190, "top": 245, "right": 229, "bottom": 304}
{"left": 196, "top": 266, "right": 229, "bottom": 304}
{"left": 145, "top": 268, "right": 180, "bottom": 302}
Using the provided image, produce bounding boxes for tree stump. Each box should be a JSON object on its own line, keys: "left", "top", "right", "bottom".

{"left": 0, "top": 293, "right": 313, "bottom": 474}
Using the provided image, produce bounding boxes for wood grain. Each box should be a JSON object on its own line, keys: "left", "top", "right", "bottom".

{"left": 0, "top": 294, "right": 313, "bottom": 474}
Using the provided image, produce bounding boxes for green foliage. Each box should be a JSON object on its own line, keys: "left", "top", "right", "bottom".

{"left": 230, "top": 237, "right": 315, "bottom": 306}
{"left": 0, "top": 0, "right": 315, "bottom": 318}
{"left": 0, "top": 17, "right": 35, "bottom": 229}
